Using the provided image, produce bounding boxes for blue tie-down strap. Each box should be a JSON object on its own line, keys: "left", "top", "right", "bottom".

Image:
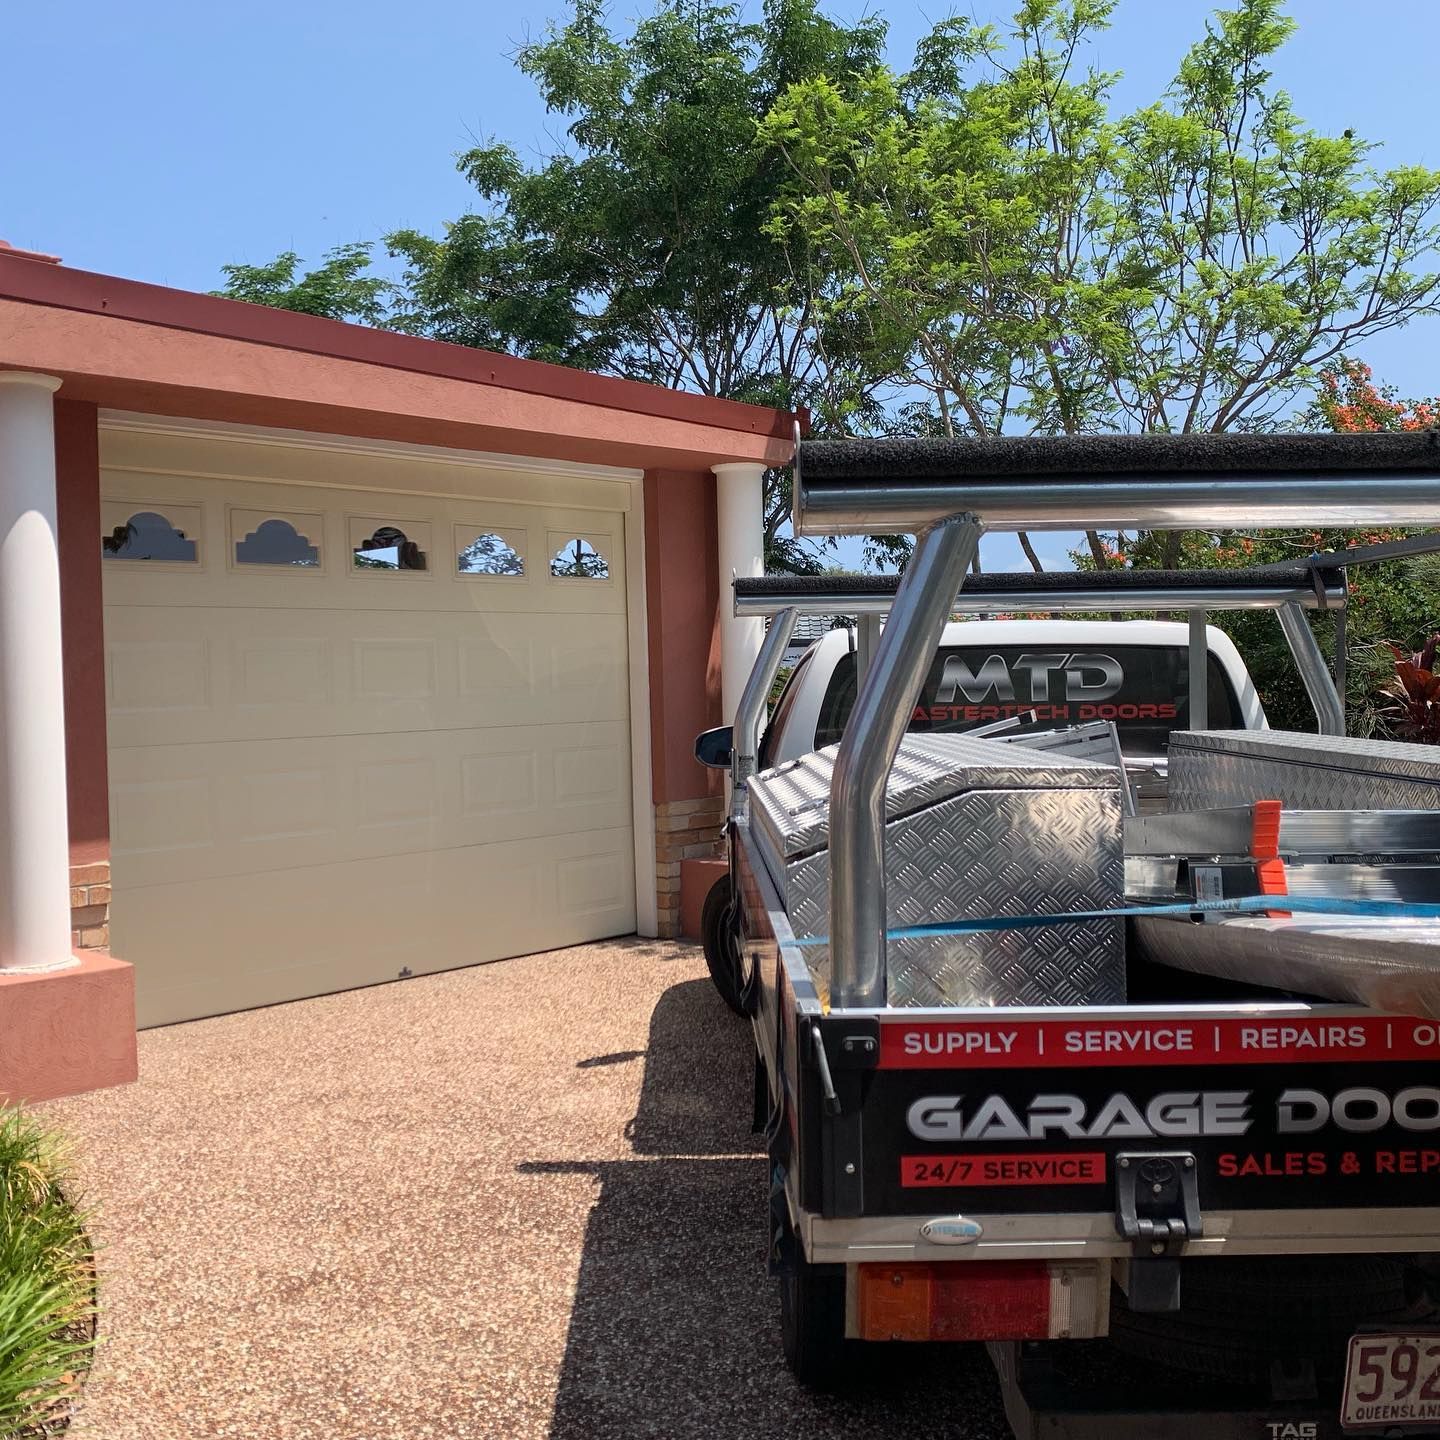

{"left": 790, "top": 894, "right": 1440, "bottom": 948}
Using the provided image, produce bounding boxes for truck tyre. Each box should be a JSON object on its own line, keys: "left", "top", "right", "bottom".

{"left": 1110, "top": 1255, "right": 1437, "bottom": 1385}
{"left": 780, "top": 1254, "right": 849, "bottom": 1390}
{"left": 700, "top": 875, "right": 748, "bottom": 1016}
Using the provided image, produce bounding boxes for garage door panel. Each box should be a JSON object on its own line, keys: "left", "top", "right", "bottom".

{"left": 107, "top": 637, "right": 213, "bottom": 715}
{"left": 234, "top": 635, "right": 334, "bottom": 709}
{"left": 231, "top": 766, "right": 338, "bottom": 845}
{"left": 351, "top": 637, "right": 441, "bottom": 703}
{"left": 105, "top": 607, "right": 629, "bottom": 748}
{"left": 556, "top": 850, "right": 631, "bottom": 919}
{"left": 102, "top": 453, "right": 639, "bottom": 1026}
{"left": 111, "top": 775, "right": 216, "bottom": 856}
{"left": 109, "top": 721, "right": 633, "bottom": 887}
{"left": 117, "top": 827, "right": 636, "bottom": 1028}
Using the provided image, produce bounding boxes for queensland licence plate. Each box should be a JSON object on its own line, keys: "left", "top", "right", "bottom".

{"left": 1341, "top": 1331, "right": 1440, "bottom": 1431}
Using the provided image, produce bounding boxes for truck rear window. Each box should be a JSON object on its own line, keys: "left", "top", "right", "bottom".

{"left": 813, "top": 644, "right": 1243, "bottom": 758}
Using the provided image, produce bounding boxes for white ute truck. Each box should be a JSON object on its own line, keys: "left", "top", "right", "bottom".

{"left": 695, "top": 432, "right": 1440, "bottom": 1439}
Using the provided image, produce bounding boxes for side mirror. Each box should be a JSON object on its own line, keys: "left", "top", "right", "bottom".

{"left": 694, "top": 725, "right": 734, "bottom": 771}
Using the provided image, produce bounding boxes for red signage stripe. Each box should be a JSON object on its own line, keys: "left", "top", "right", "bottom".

{"left": 879, "top": 1016, "right": 1440, "bottom": 1069}
{"left": 901, "top": 1151, "right": 1107, "bottom": 1188}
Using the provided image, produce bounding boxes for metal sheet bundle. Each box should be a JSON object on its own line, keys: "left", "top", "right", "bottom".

{"left": 1128, "top": 740, "right": 1440, "bottom": 1014}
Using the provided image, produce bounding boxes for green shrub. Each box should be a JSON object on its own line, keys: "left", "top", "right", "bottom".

{"left": 0, "top": 1108, "right": 94, "bottom": 1438}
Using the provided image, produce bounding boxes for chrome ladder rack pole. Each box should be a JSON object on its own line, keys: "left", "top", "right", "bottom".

{"left": 730, "top": 606, "right": 798, "bottom": 819}
{"left": 856, "top": 612, "right": 881, "bottom": 689}
{"left": 1188, "top": 609, "right": 1209, "bottom": 731}
{"left": 1277, "top": 600, "right": 1347, "bottom": 736}
{"left": 829, "top": 516, "right": 982, "bottom": 1009}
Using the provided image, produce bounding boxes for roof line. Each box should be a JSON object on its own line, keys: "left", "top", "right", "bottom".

{"left": 0, "top": 253, "right": 795, "bottom": 441}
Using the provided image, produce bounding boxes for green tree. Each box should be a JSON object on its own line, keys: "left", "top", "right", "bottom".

{"left": 1064, "top": 356, "right": 1439, "bottom": 734}
{"left": 1071, "top": 523, "right": 1439, "bottom": 735}
{"left": 213, "top": 2, "right": 917, "bottom": 573}
{"left": 213, "top": 243, "right": 396, "bottom": 326}
{"left": 759, "top": 0, "right": 1440, "bottom": 572}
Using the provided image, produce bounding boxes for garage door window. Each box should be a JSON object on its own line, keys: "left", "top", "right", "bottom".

{"left": 234, "top": 514, "right": 320, "bottom": 568}
{"left": 102, "top": 509, "right": 198, "bottom": 563}
{"left": 549, "top": 536, "right": 610, "bottom": 580}
{"left": 352, "top": 524, "right": 428, "bottom": 572}
{"left": 457, "top": 528, "right": 525, "bottom": 577}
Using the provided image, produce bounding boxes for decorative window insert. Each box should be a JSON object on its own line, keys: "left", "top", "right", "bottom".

{"left": 231, "top": 509, "right": 321, "bottom": 568}
{"left": 455, "top": 526, "right": 525, "bottom": 577}
{"left": 349, "top": 518, "right": 431, "bottom": 573}
{"left": 101, "top": 505, "right": 200, "bottom": 563}
{"left": 548, "top": 535, "right": 611, "bottom": 580}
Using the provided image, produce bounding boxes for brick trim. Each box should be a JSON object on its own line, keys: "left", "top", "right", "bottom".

{"left": 653, "top": 798, "right": 724, "bottom": 938}
{"left": 70, "top": 861, "right": 110, "bottom": 951}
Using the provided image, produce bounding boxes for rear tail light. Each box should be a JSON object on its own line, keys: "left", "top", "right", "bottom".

{"left": 854, "top": 1260, "right": 1108, "bottom": 1342}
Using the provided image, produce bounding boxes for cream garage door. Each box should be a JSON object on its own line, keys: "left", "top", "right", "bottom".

{"left": 102, "top": 460, "right": 636, "bottom": 1027}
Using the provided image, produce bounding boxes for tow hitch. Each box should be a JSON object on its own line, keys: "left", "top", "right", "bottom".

{"left": 1115, "top": 1152, "right": 1201, "bottom": 1313}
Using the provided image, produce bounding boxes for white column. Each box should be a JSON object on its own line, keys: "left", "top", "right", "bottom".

{"left": 0, "top": 373, "right": 75, "bottom": 971}
{"left": 712, "top": 462, "right": 766, "bottom": 723}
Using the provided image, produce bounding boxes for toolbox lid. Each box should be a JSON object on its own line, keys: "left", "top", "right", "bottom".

{"left": 748, "top": 731, "right": 1120, "bottom": 861}
{"left": 1169, "top": 728, "right": 1440, "bottom": 780}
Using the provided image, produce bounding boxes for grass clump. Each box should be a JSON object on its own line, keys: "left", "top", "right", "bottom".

{"left": 0, "top": 1108, "right": 95, "bottom": 1437}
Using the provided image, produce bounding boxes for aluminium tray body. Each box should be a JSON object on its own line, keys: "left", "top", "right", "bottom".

{"left": 747, "top": 732, "right": 1125, "bottom": 1008}
{"left": 1168, "top": 730, "right": 1440, "bottom": 811}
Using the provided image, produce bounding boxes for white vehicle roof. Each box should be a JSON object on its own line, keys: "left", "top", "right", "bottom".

{"left": 768, "top": 617, "right": 1265, "bottom": 769}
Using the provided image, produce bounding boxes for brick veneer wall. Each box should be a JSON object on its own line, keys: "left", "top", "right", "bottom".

{"left": 654, "top": 796, "right": 725, "bottom": 938}
{"left": 70, "top": 861, "right": 111, "bottom": 951}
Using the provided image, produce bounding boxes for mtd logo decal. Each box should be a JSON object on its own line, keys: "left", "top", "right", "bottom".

{"left": 917, "top": 650, "right": 1180, "bottom": 727}
{"left": 934, "top": 652, "right": 1124, "bottom": 705}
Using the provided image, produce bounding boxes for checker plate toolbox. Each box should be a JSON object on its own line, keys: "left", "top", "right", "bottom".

{"left": 747, "top": 733, "right": 1126, "bottom": 1008}
{"left": 1169, "top": 729, "right": 1440, "bottom": 812}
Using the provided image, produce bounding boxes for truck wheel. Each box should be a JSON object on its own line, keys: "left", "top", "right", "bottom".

{"left": 1110, "top": 1255, "right": 1437, "bottom": 1385}
{"left": 700, "top": 875, "right": 748, "bottom": 1016}
{"left": 780, "top": 1254, "right": 849, "bottom": 1390}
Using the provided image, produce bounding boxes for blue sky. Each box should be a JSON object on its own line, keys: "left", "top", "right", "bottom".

{"left": 5, "top": 0, "right": 1440, "bottom": 571}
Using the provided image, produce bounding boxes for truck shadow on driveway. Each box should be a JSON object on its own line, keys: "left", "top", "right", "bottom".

{"left": 522, "top": 977, "right": 1011, "bottom": 1440}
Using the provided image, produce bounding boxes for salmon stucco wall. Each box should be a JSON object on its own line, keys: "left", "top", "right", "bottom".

{"left": 54, "top": 399, "right": 114, "bottom": 950}
{"left": 643, "top": 469, "right": 725, "bottom": 935}
{"left": 0, "top": 953, "right": 136, "bottom": 1104}
{"left": 55, "top": 398, "right": 108, "bottom": 866}
{"left": 643, "top": 469, "right": 722, "bottom": 805}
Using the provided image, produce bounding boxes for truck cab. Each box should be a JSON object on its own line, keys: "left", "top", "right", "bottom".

{"left": 761, "top": 619, "right": 1265, "bottom": 809}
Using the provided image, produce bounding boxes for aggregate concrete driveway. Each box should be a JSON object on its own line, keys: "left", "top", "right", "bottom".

{"left": 46, "top": 938, "right": 1010, "bottom": 1439}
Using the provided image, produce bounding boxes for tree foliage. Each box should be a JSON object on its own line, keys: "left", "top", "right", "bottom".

{"left": 381, "top": 0, "right": 901, "bottom": 573}
{"left": 213, "top": 244, "right": 396, "bottom": 326}
{"left": 1303, "top": 356, "right": 1439, "bottom": 432}
{"left": 759, "top": 0, "right": 1440, "bottom": 569}
{"left": 216, "top": 0, "right": 1440, "bottom": 591}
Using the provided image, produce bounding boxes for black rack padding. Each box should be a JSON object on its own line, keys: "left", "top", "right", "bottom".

{"left": 798, "top": 431, "right": 1440, "bottom": 482}
{"left": 733, "top": 565, "right": 1343, "bottom": 598}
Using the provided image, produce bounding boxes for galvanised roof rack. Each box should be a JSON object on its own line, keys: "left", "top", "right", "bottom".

{"left": 791, "top": 430, "right": 1440, "bottom": 535}
{"left": 733, "top": 565, "right": 1346, "bottom": 616}
{"left": 726, "top": 566, "right": 1349, "bottom": 820}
